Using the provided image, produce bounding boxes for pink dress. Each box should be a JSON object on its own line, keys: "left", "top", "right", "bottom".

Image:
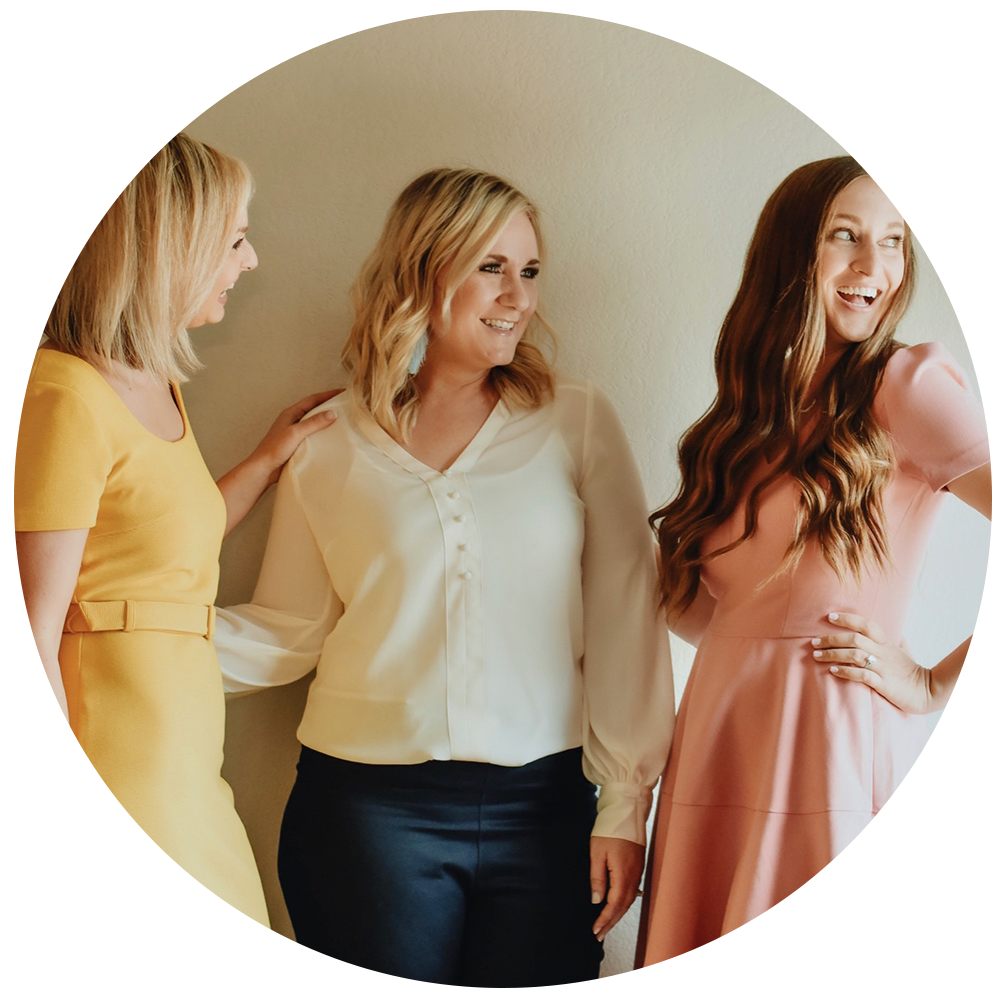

{"left": 638, "top": 343, "right": 989, "bottom": 964}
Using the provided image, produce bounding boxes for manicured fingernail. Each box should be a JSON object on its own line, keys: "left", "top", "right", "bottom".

{"left": 592, "top": 891, "right": 603, "bottom": 904}
{"left": 812, "top": 651, "right": 822, "bottom": 659}
{"left": 830, "top": 665, "right": 840, "bottom": 673}
{"left": 325, "top": 412, "right": 336, "bottom": 420}
{"left": 828, "top": 612, "right": 840, "bottom": 622}
{"left": 811, "top": 637, "right": 821, "bottom": 646}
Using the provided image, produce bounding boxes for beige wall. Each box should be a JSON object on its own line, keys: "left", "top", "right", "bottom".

{"left": 179, "top": 11, "right": 988, "bottom": 976}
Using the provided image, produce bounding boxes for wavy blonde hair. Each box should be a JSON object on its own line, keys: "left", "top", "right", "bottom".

{"left": 650, "top": 157, "right": 917, "bottom": 618}
{"left": 341, "top": 167, "right": 555, "bottom": 439}
{"left": 45, "top": 132, "right": 253, "bottom": 383}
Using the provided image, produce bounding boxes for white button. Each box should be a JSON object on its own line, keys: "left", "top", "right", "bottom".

{"left": 454, "top": 514, "right": 465, "bottom": 523}
{"left": 442, "top": 470, "right": 452, "bottom": 478}
{"left": 447, "top": 491, "right": 459, "bottom": 500}
{"left": 457, "top": 543, "right": 468, "bottom": 551}
{"left": 460, "top": 571, "right": 473, "bottom": 580}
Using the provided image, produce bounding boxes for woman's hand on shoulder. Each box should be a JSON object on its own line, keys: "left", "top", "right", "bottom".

{"left": 811, "top": 612, "right": 948, "bottom": 713}
{"left": 589, "top": 836, "right": 645, "bottom": 943}
{"left": 217, "top": 389, "right": 342, "bottom": 535}
{"left": 38, "top": 856, "right": 111, "bottom": 972}
{"left": 249, "top": 389, "right": 343, "bottom": 488}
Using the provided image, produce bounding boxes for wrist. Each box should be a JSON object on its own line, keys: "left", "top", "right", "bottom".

{"left": 241, "top": 449, "right": 281, "bottom": 490}
{"left": 216, "top": 454, "right": 276, "bottom": 520}
{"left": 926, "top": 666, "right": 953, "bottom": 713}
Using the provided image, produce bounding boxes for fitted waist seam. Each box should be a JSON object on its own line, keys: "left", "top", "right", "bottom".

{"left": 704, "top": 627, "right": 819, "bottom": 640}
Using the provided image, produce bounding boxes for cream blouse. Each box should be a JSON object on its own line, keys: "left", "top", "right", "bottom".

{"left": 214, "top": 376, "right": 674, "bottom": 844}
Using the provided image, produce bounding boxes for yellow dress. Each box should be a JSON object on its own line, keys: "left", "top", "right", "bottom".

{"left": 15, "top": 348, "right": 269, "bottom": 925}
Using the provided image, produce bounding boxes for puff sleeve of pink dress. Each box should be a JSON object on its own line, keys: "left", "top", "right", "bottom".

{"left": 638, "top": 342, "right": 990, "bottom": 965}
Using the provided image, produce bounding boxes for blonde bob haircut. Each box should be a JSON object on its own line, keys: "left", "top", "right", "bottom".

{"left": 45, "top": 132, "right": 253, "bottom": 383}
{"left": 342, "top": 167, "right": 555, "bottom": 439}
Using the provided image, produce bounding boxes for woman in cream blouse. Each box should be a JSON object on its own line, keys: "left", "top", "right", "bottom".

{"left": 215, "top": 168, "right": 673, "bottom": 986}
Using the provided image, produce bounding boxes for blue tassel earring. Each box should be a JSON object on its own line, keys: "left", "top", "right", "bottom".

{"left": 408, "top": 331, "right": 428, "bottom": 375}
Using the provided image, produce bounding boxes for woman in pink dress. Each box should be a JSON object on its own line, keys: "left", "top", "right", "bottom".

{"left": 637, "top": 156, "right": 991, "bottom": 964}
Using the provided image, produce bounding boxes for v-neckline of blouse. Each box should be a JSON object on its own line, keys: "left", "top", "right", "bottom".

{"left": 355, "top": 399, "right": 510, "bottom": 481}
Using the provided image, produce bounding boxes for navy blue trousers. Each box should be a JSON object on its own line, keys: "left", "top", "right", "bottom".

{"left": 277, "top": 746, "right": 604, "bottom": 986}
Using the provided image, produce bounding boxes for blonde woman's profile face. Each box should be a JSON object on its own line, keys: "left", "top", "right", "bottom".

{"left": 818, "top": 176, "right": 906, "bottom": 352}
{"left": 429, "top": 211, "right": 540, "bottom": 372}
{"left": 189, "top": 208, "right": 258, "bottom": 329}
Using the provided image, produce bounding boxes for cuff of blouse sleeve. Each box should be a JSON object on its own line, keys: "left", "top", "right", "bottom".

{"left": 591, "top": 782, "right": 654, "bottom": 845}
{"left": 221, "top": 676, "right": 258, "bottom": 696}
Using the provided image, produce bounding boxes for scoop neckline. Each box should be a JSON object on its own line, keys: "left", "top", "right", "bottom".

{"left": 36, "top": 346, "right": 189, "bottom": 444}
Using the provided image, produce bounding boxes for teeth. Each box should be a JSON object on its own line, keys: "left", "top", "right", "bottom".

{"left": 838, "top": 286, "right": 878, "bottom": 297}
{"left": 483, "top": 319, "right": 516, "bottom": 331}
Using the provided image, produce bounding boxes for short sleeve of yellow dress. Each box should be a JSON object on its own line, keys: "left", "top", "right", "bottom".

{"left": 15, "top": 348, "right": 268, "bottom": 926}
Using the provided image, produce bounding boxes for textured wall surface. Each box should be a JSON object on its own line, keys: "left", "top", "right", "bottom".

{"left": 179, "top": 11, "right": 989, "bottom": 979}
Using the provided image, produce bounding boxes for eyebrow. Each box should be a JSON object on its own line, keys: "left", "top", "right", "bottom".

{"left": 831, "top": 212, "right": 904, "bottom": 229}
{"left": 484, "top": 253, "right": 541, "bottom": 266}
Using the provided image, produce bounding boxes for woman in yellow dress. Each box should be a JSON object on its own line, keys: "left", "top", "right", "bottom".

{"left": 14, "top": 134, "right": 334, "bottom": 924}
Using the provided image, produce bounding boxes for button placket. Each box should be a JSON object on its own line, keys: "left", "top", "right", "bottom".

{"left": 444, "top": 479, "right": 473, "bottom": 580}
{"left": 431, "top": 469, "right": 483, "bottom": 758}
{"left": 439, "top": 469, "right": 486, "bottom": 759}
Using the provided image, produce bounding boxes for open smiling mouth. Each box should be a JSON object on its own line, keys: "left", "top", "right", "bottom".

{"left": 836, "top": 285, "right": 880, "bottom": 307}
{"left": 482, "top": 319, "right": 517, "bottom": 331}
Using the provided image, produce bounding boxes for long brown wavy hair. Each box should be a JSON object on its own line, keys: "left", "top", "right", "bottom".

{"left": 650, "top": 157, "right": 916, "bottom": 619}
{"left": 342, "top": 167, "right": 555, "bottom": 440}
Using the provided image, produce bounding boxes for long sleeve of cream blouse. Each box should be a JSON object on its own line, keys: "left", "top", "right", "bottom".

{"left": 214, "top": 376, "right": 674, "bottom": 844}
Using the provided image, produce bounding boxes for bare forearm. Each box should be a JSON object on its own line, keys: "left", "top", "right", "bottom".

{"left": 14, "top": 529, "right": 111, "bottom": 972}
{"left": 216, "top": 456, "right": 275, "bottom": 537}
{"left": 920, "top": 466, "right": 988, "bottom": 708}
{"left": 14, "top": 647, "right": 88, "bottom": 868}
{"left": 14, "top": 530, "right": 93, "bottom": 863}
{"left": 216, "top": 391, "right": 339, "bottom": 536}
{"left": 930, "top": 615, "right": 993, "bottom": 712}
